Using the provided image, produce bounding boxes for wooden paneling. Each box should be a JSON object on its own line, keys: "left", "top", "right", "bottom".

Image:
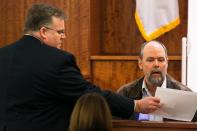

{"left": 90, "top": 0, "right": 102, "bottom": 55}
{"left": 92, "top": 60, "right": 141, "bottom": 91}
{"left": 92, "top": 59, "right": 181, "bottom": 91}
{"left": 0, "top": 0, "right": 24, "bottom": 46}
{"left": 63, "top": 0, "right": 91, "bottom": 78}
{"left": 101, "top": 0, "right": 138, "bottom": 55}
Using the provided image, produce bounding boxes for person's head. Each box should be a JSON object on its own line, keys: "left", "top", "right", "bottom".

{"left": 69, "top": 93, "right": 112, "bottom": 131}
{"left": 138, "top": 40, "right": 168, "bottom": 87}
{"left": 24, "top": 3, "right": 66, "bottom": 49}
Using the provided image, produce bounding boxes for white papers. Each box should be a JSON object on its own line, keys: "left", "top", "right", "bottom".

{"left": 151, "top": 87, "right": 197, "bottom": 121}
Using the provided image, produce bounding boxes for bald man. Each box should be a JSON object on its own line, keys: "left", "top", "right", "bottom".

{"left": 117, "top": 40, "right": 194, "bottom": 121}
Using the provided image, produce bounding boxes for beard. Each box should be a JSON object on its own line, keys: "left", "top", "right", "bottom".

{"left": 147, "top": 68, "right": 165, "bottom": 87}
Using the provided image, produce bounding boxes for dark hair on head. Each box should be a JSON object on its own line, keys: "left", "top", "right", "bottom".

{"left": 24, "top": 3, "right": 66, "bottom": 33}
{"left": 139, "top": 40, "right": 168, "bottom": 58}
{"left": 69, "top": 93, "right": 112, "bottom": 131}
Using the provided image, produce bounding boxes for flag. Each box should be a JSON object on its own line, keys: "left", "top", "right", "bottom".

{"left": 135, "top": 0, "right": 180, "bottom": 41}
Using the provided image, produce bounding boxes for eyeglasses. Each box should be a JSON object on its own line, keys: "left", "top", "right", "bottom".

{"left": 44, "top": 26, "right": 65, "bottom": 36}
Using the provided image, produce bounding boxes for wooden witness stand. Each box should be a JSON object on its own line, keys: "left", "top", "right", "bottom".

{"left": 113, "top": 120, "right": 197, "bottom": 131}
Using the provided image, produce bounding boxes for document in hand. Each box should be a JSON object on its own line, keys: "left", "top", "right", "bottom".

{"left": 151, "top": 87, "right": 197, "bottom": 121}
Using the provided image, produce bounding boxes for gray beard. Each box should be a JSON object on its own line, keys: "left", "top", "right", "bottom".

{"left": 148, "top": 74, "right": 164, "bottom": 87}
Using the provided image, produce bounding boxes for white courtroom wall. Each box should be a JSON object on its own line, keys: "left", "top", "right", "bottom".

{"left": 187, "top": 0, "right": 197, "bottom": 92}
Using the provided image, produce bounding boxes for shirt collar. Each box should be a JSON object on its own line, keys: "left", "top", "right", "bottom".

{"left": 142, "top": 76, "right": 167, "bottom": 97}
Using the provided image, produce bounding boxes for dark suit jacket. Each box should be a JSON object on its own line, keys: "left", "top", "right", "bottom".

{"left": 117, "top": 75, "right": 197, "bottom": 122}
{"left": 0, "top": 35, "right": 134, "bottom": 131}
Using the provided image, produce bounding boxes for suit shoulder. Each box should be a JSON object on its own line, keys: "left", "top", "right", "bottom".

{"left": 167, "top": 75, "right": 192, "bottom": 91}
{"left": 118, "top": 78, "right": 143, "bottom": 91}
{"left": 0, "top": 43, "right": 15, "bottom": 55}
{"left": 117, "top": 77, "right": 143, "bottom": 97}
{"left": 42, "top": 45, "right": 74, "bottom": 59}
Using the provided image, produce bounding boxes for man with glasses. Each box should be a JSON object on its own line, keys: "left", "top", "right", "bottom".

{"left": 42, "top": 26, "right": 66, "bottom": 49}
{"left": 23, "top": 4, "right": 66, "bottom": 50}
{"left": 0, "top": 3, "right": 161, "bottom": 131}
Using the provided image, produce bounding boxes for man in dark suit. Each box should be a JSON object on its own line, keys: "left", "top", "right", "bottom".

{"left": 117, "top": 40, "right": 197, "bottom": 121}
{"left": 0, "top": 3, "right": 161, "bottom": 131}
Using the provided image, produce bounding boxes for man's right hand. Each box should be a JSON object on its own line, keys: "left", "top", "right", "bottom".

{"left": 134, "top": 97, "right": 161, "bottom": 114}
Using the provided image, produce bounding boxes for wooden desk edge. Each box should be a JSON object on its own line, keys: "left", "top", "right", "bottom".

{"left": 113, "top": 120, "right": 197, "bottom": 129}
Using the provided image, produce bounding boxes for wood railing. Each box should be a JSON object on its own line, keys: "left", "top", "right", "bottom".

{"left": 113, "top": 120, "right": 197, "bottom": 131}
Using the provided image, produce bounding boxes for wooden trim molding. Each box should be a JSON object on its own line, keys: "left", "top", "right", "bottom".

{"left": 90, "top": 55, "right": 181, "bottom": 61}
